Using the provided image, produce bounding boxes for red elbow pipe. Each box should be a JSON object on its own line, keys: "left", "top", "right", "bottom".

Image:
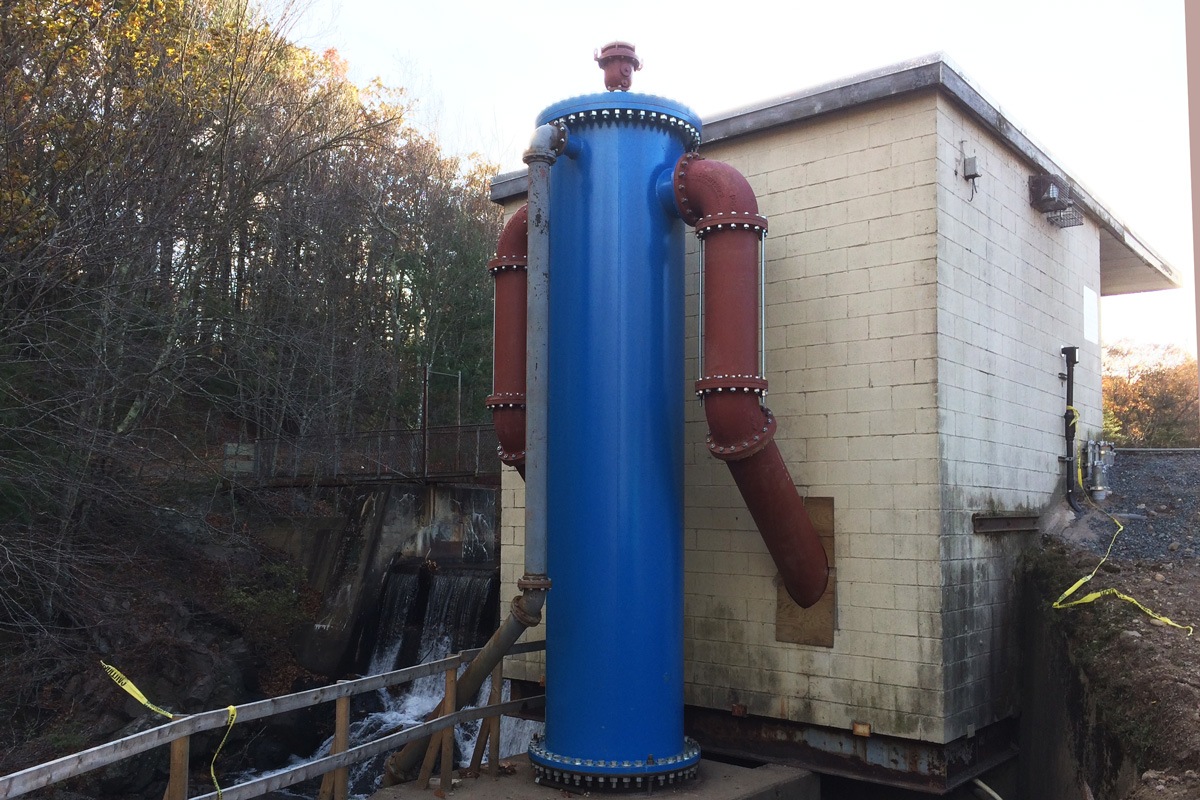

{"left": 486, "top": 205, "right": 528, "bottom": 479}
{"left": 674, "top": 153, "right": 829, "bottom": 608}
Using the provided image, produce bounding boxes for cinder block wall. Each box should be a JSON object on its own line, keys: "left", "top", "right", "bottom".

{"left": 933, "top": 94, "right": 1102, "bottom": 740}
{"left": 495, "top": 86, "right": 1103, "bottom": 745}
{"left": 686, "top": 91, "right": 945, "bottom": 742}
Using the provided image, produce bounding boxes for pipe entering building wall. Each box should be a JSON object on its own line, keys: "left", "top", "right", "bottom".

{"left": 672, "top": 152, "right": 829, "bottom": 608}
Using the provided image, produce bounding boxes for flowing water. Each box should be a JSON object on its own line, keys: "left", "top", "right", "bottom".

{"left": 238, "top": 570, "right": 542, "bottom": 800}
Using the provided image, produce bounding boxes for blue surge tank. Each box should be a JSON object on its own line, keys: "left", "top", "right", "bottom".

{"left": 526, "top": 93, "right": 703, "bottom": 788}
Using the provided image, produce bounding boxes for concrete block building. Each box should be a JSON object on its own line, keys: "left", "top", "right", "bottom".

{"left": 489, "top": 55, "right": 1180, "bottom": 790}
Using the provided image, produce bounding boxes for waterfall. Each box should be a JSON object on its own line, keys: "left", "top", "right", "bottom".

{"left": 234, "top": 568, "right": 535, "bottom": 800}
{"left": 366, "top": 572, "right": 421, "bottom": 677}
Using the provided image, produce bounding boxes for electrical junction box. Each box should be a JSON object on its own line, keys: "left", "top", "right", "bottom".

{"left": 963, "top": 155, "right": 981, "bottom": 180}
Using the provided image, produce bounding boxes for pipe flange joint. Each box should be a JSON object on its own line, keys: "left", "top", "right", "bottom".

{"left": 694, "top": 211, "right": 768, "bottom": 239}
{"left": 547, "top": 109, "right": 701, "bottom": 153}
{"left": 529, "top": 736, "right": 700, "bottom": 790}
{"left": 694, "top": 375, "right": 768, "bottom": 398}
{"left": 485, "top": 392, "right": 526, "bottom": 410}
{"left": 510, "top": 593, "right": 543, "bottom": 627}
{"left": 487, "top": 254, "right": 528, "bottom": 274}
{"left": 517, "top": 574, "right": 552, "bottom": 591}
{"left": 705, "top": 406, "right": 777, "bottom": 462}
{"left": 672, "top": 152, "right": 704, "bottom": 226}
{"left": 496, "top": 447, "right": 526, "bottom": 464}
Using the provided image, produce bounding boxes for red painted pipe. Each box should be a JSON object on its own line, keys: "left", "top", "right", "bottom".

{"left": 674, "top": 154, "right": 829, "bottom": 608}
{"left": 486, "top": 205, "right": 529, "bottom": 479}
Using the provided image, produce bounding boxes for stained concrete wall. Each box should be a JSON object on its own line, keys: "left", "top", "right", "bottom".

{"left": 684, "top": 91, "right": 945, "bottom": 741}
{"left": 933, "top": 94, "right": 1102, "bottom": 741}
{"left": 278, "top": 483, "right": 498, "bottom": 676}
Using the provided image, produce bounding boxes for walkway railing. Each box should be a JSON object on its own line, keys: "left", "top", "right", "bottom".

{"left": 0, "top": 641, "right": 545, "bottom": 800}
{"left": 225, "top": 424, "right": 502, "bottom": 486}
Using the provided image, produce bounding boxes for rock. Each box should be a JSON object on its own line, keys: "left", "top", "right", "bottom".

{"left": 1154, "top": 573, "right": 1166, "bottom": 582}
{"left": 1169, "top": 542, "right": 1182, "bottom": 552}
{"left": 1121, "top": 630, "right": 1143, "bottom": 640}
{"left": 1184, "top": 769, "right": 1197, "bottom": 779}
{"left": 1184, "top": 549, "right": 1195, "bottom": 558}
{"left": 1138, "top": 504, "right": 1147, "bottom": 510}
{"left": 1148, "top": 510, "right": 1159, "bottom": 518}
{"left": 1149, "top": 618, "right": 1168, "bottom": 627}
{"left": 1157, "top": 504, "right": 1169, "bottom": 512}
{"left": 1144, "top": 769, "right": 1163, "bottom": 781}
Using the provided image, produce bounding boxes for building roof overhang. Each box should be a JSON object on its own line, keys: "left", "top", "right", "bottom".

{"left": 490, "top": 55, "right": 1181, "bottom": 295}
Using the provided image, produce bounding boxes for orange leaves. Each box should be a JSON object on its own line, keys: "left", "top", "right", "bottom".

{"left": 1103, "top": 344, "right": 1200, "bottom": 447}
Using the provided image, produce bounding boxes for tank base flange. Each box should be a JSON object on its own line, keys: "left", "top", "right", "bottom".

{"left": 529, "top": 735, "right": 701, "bottom": 791}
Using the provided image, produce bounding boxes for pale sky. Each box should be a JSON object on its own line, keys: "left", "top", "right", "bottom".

{"left": 285, "top": 0, "right": 1194, "bottom": 356}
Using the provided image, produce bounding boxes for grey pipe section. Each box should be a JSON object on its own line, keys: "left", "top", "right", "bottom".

{"left": 381, "top": 125, "right": 561, "bottom": 786}
{"left": 523, "top": 122, "right": 558, "bottom": 580}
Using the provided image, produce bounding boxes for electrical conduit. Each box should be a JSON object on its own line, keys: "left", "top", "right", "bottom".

{"left": 671, "top": 153, "right": 829, "bottom": 608}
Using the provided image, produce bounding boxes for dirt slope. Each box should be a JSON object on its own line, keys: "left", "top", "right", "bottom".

{"left": 1047, "top": 451, "right": 1200, "bottom": 800}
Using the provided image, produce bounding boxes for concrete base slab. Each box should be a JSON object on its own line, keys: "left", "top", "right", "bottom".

{"left": 368, "top": 755, "right": 817, "bottom": 800}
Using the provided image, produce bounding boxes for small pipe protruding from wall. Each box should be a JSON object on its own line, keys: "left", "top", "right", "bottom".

{"left": 595, "top": 41, "right": 641, "bottom": 91}
{"left": 672, "top": 152, "right": 829, "bottom": 608}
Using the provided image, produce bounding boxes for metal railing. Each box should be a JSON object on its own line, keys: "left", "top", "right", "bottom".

{"left": 1, "top": 641, "right": 545, "bottom": 800}
{"left": 237, "top": 424, "right": 502, "bottom": 485}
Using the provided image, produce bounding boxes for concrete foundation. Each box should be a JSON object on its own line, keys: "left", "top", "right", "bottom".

{"left": 368, "top": 755, "right": 818, "bottom": 800}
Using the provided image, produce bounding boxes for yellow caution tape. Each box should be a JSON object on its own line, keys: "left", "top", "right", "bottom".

{"left": 210, "top": 705, "right": 237, "bottom": 800}
{"left": 102, "top": 663, "right": 240, "bottom": 796}
{"left": 1052, "top": 423, "right": 1193, "bottom": 636}
{"left": 100, "top": 661, "right": 175, "bottom": 719}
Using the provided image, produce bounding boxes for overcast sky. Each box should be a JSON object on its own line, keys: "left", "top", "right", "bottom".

{"left": 285, "top": 0, "right": 1194, "bottom": 355}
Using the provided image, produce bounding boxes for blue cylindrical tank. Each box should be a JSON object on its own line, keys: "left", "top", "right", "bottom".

{"left": 526, "top": 93, "right": 702, "bottom": 788}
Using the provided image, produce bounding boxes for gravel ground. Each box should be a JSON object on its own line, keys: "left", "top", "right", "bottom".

{"left": 1047, "top": 450, "right": 1200, "bottom": 799}
{"left": 1081, "top": 450, "right": 1200, "bottom": 562}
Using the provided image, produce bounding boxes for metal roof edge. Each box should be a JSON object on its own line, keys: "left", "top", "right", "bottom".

{"left": 487, "top": 56, "right": 1180, "bottom": 290}
{"left": 933, "top": 61, "right": 1180, "bottom": 289}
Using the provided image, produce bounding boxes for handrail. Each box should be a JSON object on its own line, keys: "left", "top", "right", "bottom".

{"left": 1, "top": 641, "right": 547, "bottom": 799}
{"left": 190, "top": 695, "right": 546, "bottom": 800}
{"left": 237, "top": 424, "right": 503, "bottom": 484}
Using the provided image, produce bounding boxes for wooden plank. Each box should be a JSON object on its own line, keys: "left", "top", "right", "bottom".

{"left": 416, "top": 730, "right": 442, "bottom": 789}
{"left": 488, "top": 665, "right": 501, "bottom": 776}
{"left": 163, "top": 736, "right": 189, "bottom": 800}
{"left": 439, "top": 668, "right": 456, "bottom": 793}
{"left": 775, "top": 497, "right": 837, "bottom": 647}
{"left": 333, "top": 695, "right": 350, "bottom": 800}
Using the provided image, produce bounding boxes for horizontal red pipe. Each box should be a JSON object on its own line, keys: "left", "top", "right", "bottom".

{"left": 675, "top": 153, "right": 829, "bottom": 608}
{"left": 486, "top": 205, "right": 528, "bottom": 478}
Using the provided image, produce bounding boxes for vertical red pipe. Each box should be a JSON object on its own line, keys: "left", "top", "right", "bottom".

{"left": 674, "top": 154, "right": 829, "bottom": 608}
{"left": 486, "top": 205, "right": 529, "bottom": 479}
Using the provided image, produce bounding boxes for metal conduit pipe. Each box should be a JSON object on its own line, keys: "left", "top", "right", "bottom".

{"left": 1061, "top": 345, "right": 1084, "bottom": 513}
{"left": 382, "top": 126, "right": 562, "bottom": 786}
{"left": 672, "top": 152, "right": 829, "bottom": 608}
{"left": 486, "top": 205, "right": 530, "bottom": 479}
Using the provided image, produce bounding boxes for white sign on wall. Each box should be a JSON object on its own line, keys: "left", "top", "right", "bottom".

{"left": 1083, "top": 285, "right": 1099, "bottom": 344}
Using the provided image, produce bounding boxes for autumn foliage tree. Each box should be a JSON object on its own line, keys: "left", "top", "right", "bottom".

{"left": 0, "top": 0, "right": 500, "bottom": 692}
{"left": 1102, "top": 344, "right": 1200, "bottom": 447}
